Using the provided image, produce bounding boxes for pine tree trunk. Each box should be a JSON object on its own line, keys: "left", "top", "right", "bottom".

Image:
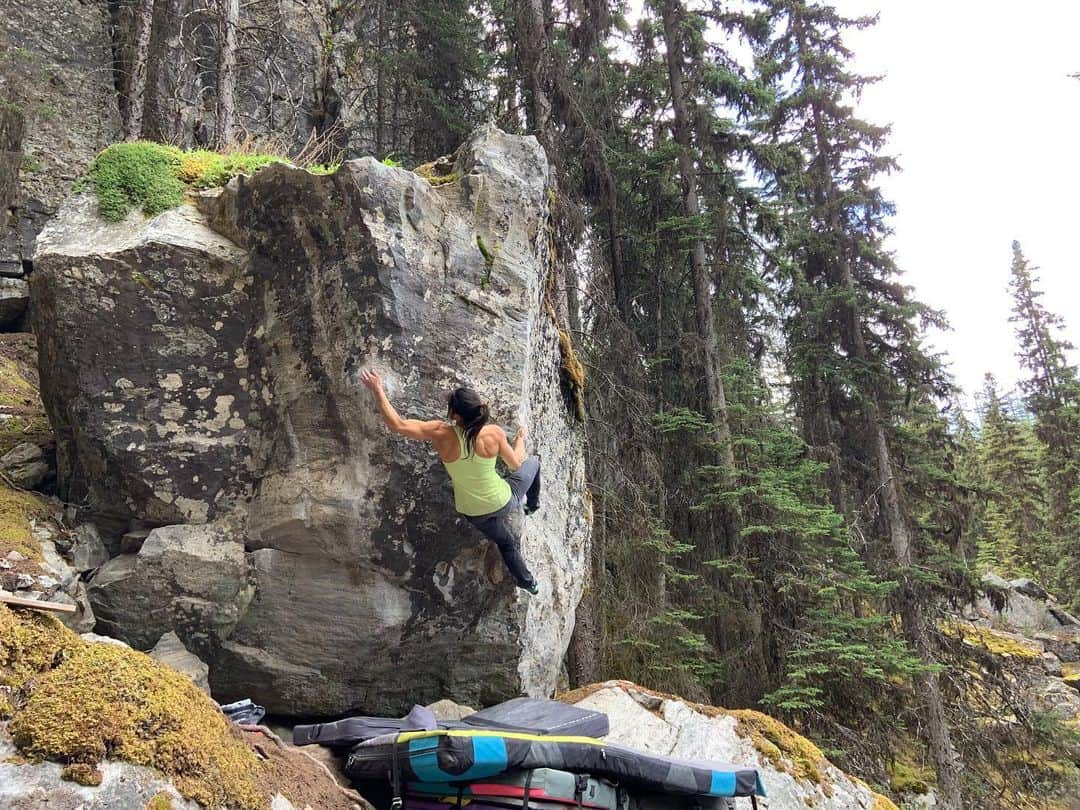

{"left": 214, "top": 0, "right": 239, "bottom": 148}
{"left": 659, "top": 0, "right": 736, "bottom": 475}
{"left": 516, "top": 0, "right": 554, "bottom": 157}
{"left": 125, "top": 0, "right": 155, "bottom": 140}
{"left": 842, "top": 218, "right": 965, "bottom": 810}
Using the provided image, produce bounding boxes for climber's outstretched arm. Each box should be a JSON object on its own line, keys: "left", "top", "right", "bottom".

{"left": 360, "top": 369, "right": 442, "bottom": 442}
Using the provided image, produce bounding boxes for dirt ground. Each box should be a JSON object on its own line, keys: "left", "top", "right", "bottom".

{"left": 241, "top": 725, "right": 373, "bottom": 810}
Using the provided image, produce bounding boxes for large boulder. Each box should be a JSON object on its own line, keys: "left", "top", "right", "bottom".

{"left": 32, "top": 125, "right": 590, "bottom": 715}
{"left": 969, "top": 574, "right": 1080, "bottom": 636}
{"left": 566, "top": 682, "right": 897, "bottom": 810}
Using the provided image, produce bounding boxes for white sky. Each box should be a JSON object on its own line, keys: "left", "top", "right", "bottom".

{"left": 832, "top": 0, "right": 1080, "bottom": 403}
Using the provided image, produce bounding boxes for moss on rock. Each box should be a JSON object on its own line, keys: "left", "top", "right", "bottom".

{"left": 62, "top": 762, "right": 104, "bottom": 786}
{"left": 1063, "top": 663, "right": 1080, "bottom": 690}
{"left": 887, "top": 759, "right": 932, "bottom": 794}
{"left": 871, "top": 793, "right": 899, "bottom": 810}
{"left": 0, "top": 603, "right": 75, "bottom": 688}
{"left": 942, "top": 622, "right": 1044, "bottom": 660}
{"left": 85, "top": 141, "right": 336, "bottom": 222}
{"left": 731, "top": 708, "right": 829, "bottom": 789}
{"left": 414, "top": 161, "right": 460, "bottom": 186}
{"left": 0, "top": 603, "right": 267, "bottom": 809}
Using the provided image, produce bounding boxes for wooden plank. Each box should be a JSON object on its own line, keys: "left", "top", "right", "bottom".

{"left": 0, "top": 591, "right": 78, "bottom": 614}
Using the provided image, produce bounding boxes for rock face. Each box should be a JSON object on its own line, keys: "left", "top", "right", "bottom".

{"left": 0, "top": 0, "right": 121, "bottom": 287}
{"left": 32, "top": 126, "right": 590, "bottom": 715}
{"left": 568, "top": 682, "right": 895, "bottom": 810}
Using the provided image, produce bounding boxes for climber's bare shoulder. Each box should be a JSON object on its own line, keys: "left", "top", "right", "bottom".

{"left": 427, "top": 421, "right": 461, "bottom": 460}
{"left": 474, "top": 424, "right": 506, "bottom": 458}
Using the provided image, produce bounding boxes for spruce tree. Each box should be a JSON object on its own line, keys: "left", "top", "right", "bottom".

{"left": 758, "top": 2, "right": 965, "bottom": 803}
{"left": 1008, "top": 241, "right": 1080, "bottom": 609}
{"left": 971, "top": 374, "right": 1048, "bottom": 578}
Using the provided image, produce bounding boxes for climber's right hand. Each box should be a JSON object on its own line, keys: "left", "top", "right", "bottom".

{"left": 360, "top": 369, "right": 383, "bottom": 394}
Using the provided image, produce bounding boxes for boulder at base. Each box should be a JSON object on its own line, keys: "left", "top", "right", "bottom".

{"left": 31, "top": 125, "right": 590, "bottom": 715}
{"left": 565, "top": 681, "right": 897, "bottom": 810}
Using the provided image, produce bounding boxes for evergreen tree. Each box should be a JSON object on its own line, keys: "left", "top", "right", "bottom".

{"left": 1008, "top": 241, "right": 1080, "bottom": 609}
{"left": 970, "top": 374, "right": 1048, "bottom": 577}
{"left": 758, "top": 2, "right": 966, "bottom": 803}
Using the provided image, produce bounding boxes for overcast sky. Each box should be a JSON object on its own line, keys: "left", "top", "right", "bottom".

{"left": 831, "top": 0, "right": 1080, "bottom": 404}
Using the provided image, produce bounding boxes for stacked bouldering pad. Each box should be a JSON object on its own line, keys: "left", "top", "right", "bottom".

{"left": 294, "top": 698, "right": 766, "bottom": 809}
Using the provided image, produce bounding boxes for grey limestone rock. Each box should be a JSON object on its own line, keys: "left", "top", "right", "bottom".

{"left": 150, "top": 631, "right": 211, "bottom": 694}
{"left": 572, "top": 683, "right": 889, "bottom": 810}
{"left": 0, "top": 442, "right": 48, "bottom": 490}
{"left": 36, "top": 126, "right": 590, "bottom": 715}
{"left": 88, "top": 521, "right": 254, "bottom": 653}
{"left": 70, "top": 523, "right": 109, "bottom": 572}
{"left": 0, "top": 733, "right": 197, "bottom": 810}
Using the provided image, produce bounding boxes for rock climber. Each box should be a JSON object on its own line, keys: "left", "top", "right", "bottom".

{"left": 360, "top": 370, "right": 542, "bottom": 595}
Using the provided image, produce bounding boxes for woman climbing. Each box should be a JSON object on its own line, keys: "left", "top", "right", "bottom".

{"left": 360, "top": 369, "right": 542, "bottom": 595}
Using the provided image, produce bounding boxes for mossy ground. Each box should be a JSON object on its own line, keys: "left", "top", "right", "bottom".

{"left": 0, "top": 483, "right": 50, "bottom": 563}
{"left": 0, "top": 333, "right": 52, "bottom": 457}
{"left": 85, "top": 141, "right": 340, "bottom": 222}
{"left": 0, "top": 603, "right": 267, "bottom": 809}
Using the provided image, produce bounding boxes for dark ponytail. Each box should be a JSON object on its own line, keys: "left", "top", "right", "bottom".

{"left": 447, "top": 387, "right": 490, "bottom": 456}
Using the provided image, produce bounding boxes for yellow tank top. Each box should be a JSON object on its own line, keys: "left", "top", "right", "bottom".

{"left": 442, "top": 426, "right": 512, "bottom": 516}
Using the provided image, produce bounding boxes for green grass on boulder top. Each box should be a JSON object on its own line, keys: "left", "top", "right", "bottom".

{"left": 84, "top": 141, "right": 339, "bottom": 222}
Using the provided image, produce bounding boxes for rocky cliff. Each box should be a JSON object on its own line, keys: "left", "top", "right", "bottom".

{"left": 30, "top": 125, "right": 590, "bottom": 716}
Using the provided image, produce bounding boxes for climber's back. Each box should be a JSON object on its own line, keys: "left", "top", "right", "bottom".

{"left": 441, "top": 425, "right": 512, "bottom": 516}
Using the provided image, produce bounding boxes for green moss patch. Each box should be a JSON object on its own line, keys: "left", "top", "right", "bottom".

{"left": 0, "top": 605, "right": 75, "bottom": 690}
{"left": 85, "top": 142, "right": 340, "bottom": 222}
{"left": 888, "top": 759, "right": 932, "bottom": 794}
{"left": 0, "top": 483, "right": 50, "bottom": 563}
{"left": 0, "top": 334, "right": 51, "bottom": 457}
{"left": 1064, "top": 663, "right": 1080, "bottom": 690}
{"left": 0, "top": 603, "right": 267, "bottom": 809}
{"left": 732, "top": 709, "right": 830, "bottom": 789}
{"left": 62, "top": 762, "right": 103, "bottom": 786}
{"left": 0, "top": 357, "right": 39, "bottom": 409}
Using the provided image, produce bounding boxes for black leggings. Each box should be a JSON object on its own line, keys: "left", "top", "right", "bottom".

{"left": 465, "top": 456, "right": 540, "bottom": 586}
